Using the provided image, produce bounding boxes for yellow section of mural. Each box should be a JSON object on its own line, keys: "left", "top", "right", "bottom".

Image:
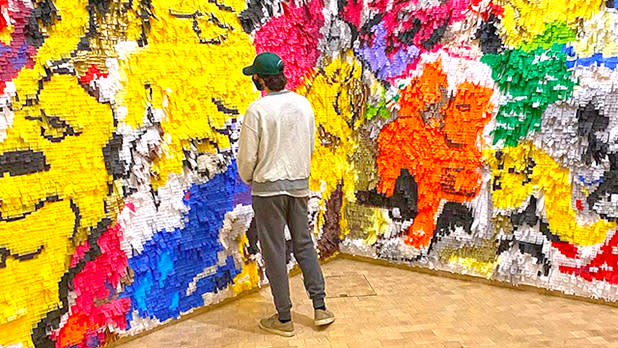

{"left": 231, "top": 261, "right": 260, "bottom": 294}
{"left": 1, "top": 75, "right": 113, "bottom": 226}
{"left": 363, "top": 208, "right": 391, "bottom": 246}
{"left": 486, "top": 143, "right": 616, "bottom": 246}
{"left": 298, "top": 52, "right": 365, "bottom": 237}
{"left": 10, "top": 0, "right": 89, "bottom": 94}
{"left": 231, "top": 234, "right": 260, "bottom": 294}
{"left": 571, "top": 10, "right": 618, "bottom": 57}
{"left": 0, "top": 21, "right": 12, "bottom": 45}
{"left": 497, "top": 0, "right": 602, "bottom": 47}
{"left": 0, "top": 2, "right": 107, "bottom": 345}
{"left": 0, "top": 202, "right": 75, "bottom": 347}
{"left": 449, "top": 256, "right": 496, "bottom": 279}
{"left": 119, "top": 0, "right": 257, "bottom": 189}
{"left": 0, "top": 72, "right": 115, "bottom": 345}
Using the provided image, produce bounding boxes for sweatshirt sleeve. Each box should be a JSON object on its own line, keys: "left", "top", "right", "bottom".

{"left": 237, "top": 105, "right": 260, "bottom": 185}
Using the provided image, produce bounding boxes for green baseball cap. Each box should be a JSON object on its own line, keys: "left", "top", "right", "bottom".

{"left": 242, "top": 52, "right": 284, "bottom": 76}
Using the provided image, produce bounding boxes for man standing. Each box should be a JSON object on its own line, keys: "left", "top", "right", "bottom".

{"left": 237, "top": 52, "right": 335, "bottom": 337}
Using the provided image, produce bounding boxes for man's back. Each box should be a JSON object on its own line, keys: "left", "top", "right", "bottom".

{"left": 237, "top": 90, "right": 315, "bottom": 195}
{"left": 239, "top": 53, "right": 335, "bottom": 336}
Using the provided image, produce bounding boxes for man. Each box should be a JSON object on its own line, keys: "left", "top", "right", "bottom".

{"left": 238, "top": 52, "right": 335, "bottom": 337}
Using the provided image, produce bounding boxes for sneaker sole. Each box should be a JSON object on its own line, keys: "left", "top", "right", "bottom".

{"left": 258, "top": 322, "right": 296, "bottom": 337}
{"left": 314, "top": 317, "right": 336, "bottom": 326}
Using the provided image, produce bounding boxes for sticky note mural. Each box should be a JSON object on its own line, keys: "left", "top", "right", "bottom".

{"left": 2, "top": 0, "right": 618, "bottom": 346}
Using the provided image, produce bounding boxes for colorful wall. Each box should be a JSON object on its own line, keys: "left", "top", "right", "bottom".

{"left": 1, "top": 0, "right": 618, "bottom": 346}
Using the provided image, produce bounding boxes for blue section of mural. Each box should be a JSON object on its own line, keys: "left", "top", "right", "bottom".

{"left": 565, "top": 46, "right": 618, "bottom": 70}
{"left": 122, "top": 162, "right": 249, "bottom": 322}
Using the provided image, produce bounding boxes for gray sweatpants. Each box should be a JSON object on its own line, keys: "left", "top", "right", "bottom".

{"left": 252, "top": 195, "right": 326, "bottom": 321}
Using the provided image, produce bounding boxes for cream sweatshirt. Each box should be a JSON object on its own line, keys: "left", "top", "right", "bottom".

{"left": 237, "top": 90, "right": 315, "bottom": 197}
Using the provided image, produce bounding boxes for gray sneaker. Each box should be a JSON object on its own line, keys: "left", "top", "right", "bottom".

{"left": 314, "top": 309, "right": 335, "bottom": 326}
{"left": 258, "top": 314, "right": 295, "bottom": 337}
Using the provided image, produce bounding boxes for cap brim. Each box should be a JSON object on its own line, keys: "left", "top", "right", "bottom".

{"left": 242, "top": 66, "right": 256, "bottom": 75}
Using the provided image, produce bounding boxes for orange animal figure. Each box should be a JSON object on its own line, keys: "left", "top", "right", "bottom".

{"left": 376, "top": 60, "right": 493, "bottom": 248}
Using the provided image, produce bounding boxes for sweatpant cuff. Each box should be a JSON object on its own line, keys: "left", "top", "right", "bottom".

{"left": 278, "top": 311, "right": 292, "bottom": 321}
{"left": 312, "top": 298, "right": 325, "bottom": 309}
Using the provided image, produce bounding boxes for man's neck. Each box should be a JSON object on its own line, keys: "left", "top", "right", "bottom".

{"left": 265, "top": 89, "right": 285, "bottom": 95}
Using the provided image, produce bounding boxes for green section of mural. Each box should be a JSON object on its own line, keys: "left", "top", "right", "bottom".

{"left": 482, "top": 44, "right": 575, "bottom": 147}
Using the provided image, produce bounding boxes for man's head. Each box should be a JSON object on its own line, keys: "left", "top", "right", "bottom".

{"left": 243, "top": 52, "right": 287, "bottom": 92}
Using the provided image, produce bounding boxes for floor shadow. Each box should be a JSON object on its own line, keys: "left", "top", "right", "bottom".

{"left": 291, "top": 311, "right": 314, "bottom": 327}
{"left": 291, "top": 311, "right": 333, "bottom": 332}
{"left": 202, "top": 309, "right": 333, "bottom": 336}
